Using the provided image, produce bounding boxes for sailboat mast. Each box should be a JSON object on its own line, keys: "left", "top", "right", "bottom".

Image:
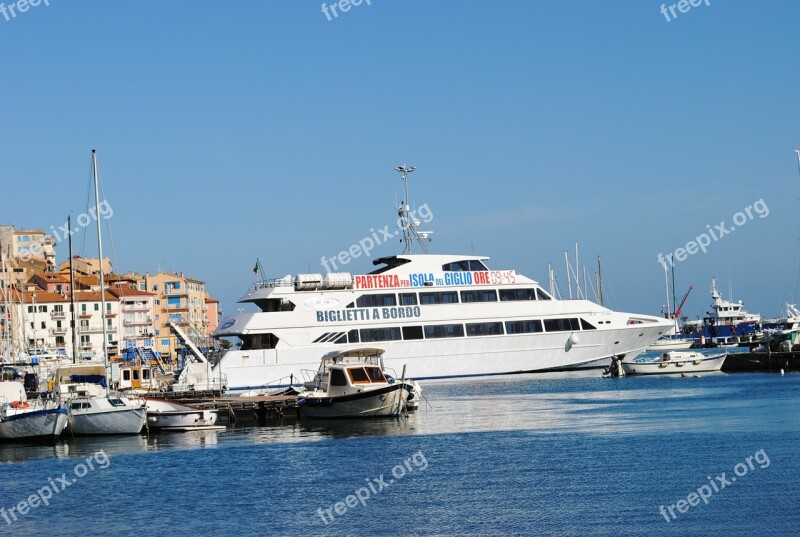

{"left": 671, "top": 264, "right": 677, "bottom": 320}
{"left": 663, "top": 266, "right": 671, "bottom": 319}
{"left": 1, "top": 253, "right": 9, "bottom": 362}
{"left": 597, "top": 255, "right": 603, "bottom": 307}
{"left": 68, "top": 215, "right": 79, "bottom": 364}
{"left": 91, "top": 150, "right": 110, "bottom": 395}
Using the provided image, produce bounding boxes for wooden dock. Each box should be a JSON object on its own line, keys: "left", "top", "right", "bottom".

{"left": 722, "top": 351, "right": 800, "bottom": 373}
{"left": 156, "top": 392, "right": 300, "bottom": 424}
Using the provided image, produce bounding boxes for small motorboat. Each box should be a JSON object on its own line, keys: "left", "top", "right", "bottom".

{"left": 297, "top": 348, "right": 418, "bottom": 419}
{"left": 0, "top": 381, "right": 68, "bottom": 442}
{"left": 646, "top": 337, "right": 695, "bottom": 351}
{"left": 144, "top": 398, "right": 222, "bottom": 431}
{"left": 621, "top": 351, "right": 727, "bottom": 375}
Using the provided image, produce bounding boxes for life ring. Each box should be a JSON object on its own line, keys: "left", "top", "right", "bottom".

{"left": 11, "top": 401, "right": 29, "bottom": 409}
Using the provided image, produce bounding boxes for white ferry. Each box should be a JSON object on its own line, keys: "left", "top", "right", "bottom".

{"left": 211, "top": 168, "right": 673, "bottom": 393}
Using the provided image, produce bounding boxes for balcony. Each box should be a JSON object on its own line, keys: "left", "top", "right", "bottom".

{"left": 123, "top": 318, "right": 152, "bottom": 327}
{"left": 51, "top": 326, "right": 67, "bottom": 334}
{"left": 122, "top": 303, "right": 150, "bottom": 312}
{"left": 81, "top": 324, "right": 113, "bottom": 333}
{"left": 165, "top": 287, "right": 188, "bottom": 296}
{"left": 51, "top": 310, "right": 66, "bottom": 319}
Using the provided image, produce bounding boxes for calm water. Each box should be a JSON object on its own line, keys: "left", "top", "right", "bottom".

{"left": 1, "top": 370, "right": 798, "bottom": 536}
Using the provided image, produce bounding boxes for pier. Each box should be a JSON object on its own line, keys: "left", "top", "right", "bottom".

{"left": 722, "top": 351, "right": 800, "bottom": 373}
{"left": 155, "top": 392, "right": 300, "bottom": 424}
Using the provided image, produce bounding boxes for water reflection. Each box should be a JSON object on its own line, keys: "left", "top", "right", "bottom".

{"left": 2, "top": 372, "right": 798, "bottom": 464}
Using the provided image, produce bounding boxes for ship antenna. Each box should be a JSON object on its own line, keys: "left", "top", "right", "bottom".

{"left": 394, "top": 164, "right": 431, "bottom": 254}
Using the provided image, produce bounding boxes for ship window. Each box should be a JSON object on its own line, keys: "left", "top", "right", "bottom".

{"left": 505, "top": 320, "right": 543, "bottom": 334}
{"left": 461, "top": 290, "right": 498, "bottom": 303}
{"left": 466, "top": 322, "right": 504, "bottom": 336}
{"left": 320, "top": 332, "right": 344, "bottom": 343}
{"left": 348, "top": 329, "right": 360, "bottom": 343}
{"left": 469, "top": 260, "right": 488, "bottom": 271}
{"left": 400, "top": 293, "right": 418, "bottom": 305}
{"left": 334, "top": 333, "right": 348, "bottom": 344}
{"left": 442, "top": 260, "right": 489, "bottom": 272}
{"left": 402, "top": 326, "right": 424, "bottom": 340}
{"left": 365, "top": 366, "right": 386, "bottom": 383}
{"left": 123, "top": 370, "right": 131, "bottom": 381}
{"left": 330, "top": 369, "right": 347, "bottom": 386}
{"left": 357, "top": 293, "right": 397, "bottom": 308}
{"left": 360, "top": 327, "right": 401, "bottom": 342}
{"left": 240, "top": 333, "right": 279, "bottom": 350}
{"left": 580, "top": 319, "right": 597, "bottom": 330}
{"left": 143, "top": 369, "right": 150, "bottom": 380}
{"left": 108, "top": 398, "right": 125, "bottom": 407}
{"left": 313, "top": 333, "right": 330, "bottom": 343}
{"left": 348, "top": 367, "right": 371, "bottom": 384}
{"left": 420, "top": 291, "right": 459, "bottom": 305}
{"left": 536, "top": 289, "right": 552, "bottom": 300}
{"left": 544, "top": 318, "right": 580, "bottom": 332}
{"left": 442, "top": 261, "right": 470, "bottom": 272}
{"left": 424, "top": 324, "right": 465, "bottom": 339}
{"left": 252, "top": 298, "right": 295, "bottom": 312}
{"left": 499, "top": 288, "right": 537, "bottom": 301}
{"left": 133, "top": 370, "right": 140, "bottom": 381}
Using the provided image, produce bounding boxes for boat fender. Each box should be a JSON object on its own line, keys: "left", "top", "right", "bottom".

{"left": 10, "top": 401, "right": 29, "bottom": 409}
{"left": 386, "top": 376, "right": 395, "bottom": 384}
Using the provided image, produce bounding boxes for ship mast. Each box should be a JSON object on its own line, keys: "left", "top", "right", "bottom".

{"left": 92, "top": 150, "right": 110, "bottom": 396}
{"left": 394, "top": 164, "right": 431, "bottom": 254}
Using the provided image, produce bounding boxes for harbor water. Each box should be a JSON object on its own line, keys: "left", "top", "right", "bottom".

{"left": 1, "top": 371, "right": 798, "bottom": 536}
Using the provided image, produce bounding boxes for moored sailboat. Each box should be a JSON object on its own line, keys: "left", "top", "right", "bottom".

{"left": 65, "top": 150, "right": 146, "bottom": 435}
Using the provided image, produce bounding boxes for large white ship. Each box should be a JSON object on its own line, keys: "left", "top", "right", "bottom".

{"left": 211, "top": 168, "right": 673, "bottom": 393}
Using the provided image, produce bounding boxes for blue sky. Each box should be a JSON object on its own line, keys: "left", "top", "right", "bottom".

{"left": 1, "top": 1, "right": 799, "bottom": 321}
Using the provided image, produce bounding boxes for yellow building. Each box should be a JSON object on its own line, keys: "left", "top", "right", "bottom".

{"left": 132, "top": 272, "right": 213, "bottom": 359}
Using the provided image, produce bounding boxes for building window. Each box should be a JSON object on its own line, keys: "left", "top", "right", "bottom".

{"left": 160, "top": 339, "right": 170, "bottom": 346}
{"left": 94, "top": 304, "right": 99, "bottom": 311}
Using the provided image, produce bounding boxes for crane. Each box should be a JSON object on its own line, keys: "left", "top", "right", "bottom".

{"left": 673, "top": 285, "right": 694, "bottom": 320}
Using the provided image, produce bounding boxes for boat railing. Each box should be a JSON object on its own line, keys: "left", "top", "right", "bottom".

{"left": 248, "top": 278, "right": 293, "bottom": 292}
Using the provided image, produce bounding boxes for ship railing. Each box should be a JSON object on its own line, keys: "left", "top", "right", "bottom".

{"left": 248, "top": 278, "right": 293, "bottom": 292}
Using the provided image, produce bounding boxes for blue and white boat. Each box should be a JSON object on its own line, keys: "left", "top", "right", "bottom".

{"left": 0, "top": 382, "right": 68, "bottom": 441}
{"left": 684, "top": 278, "right": 761, "bottom": 345}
